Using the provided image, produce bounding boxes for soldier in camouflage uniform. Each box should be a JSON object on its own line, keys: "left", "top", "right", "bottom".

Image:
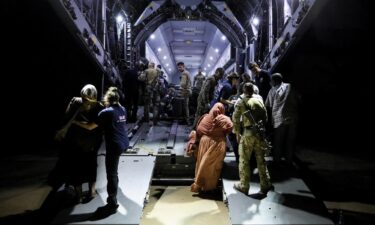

{"left": 193, "top": 68, "right": 206, "bottom": 93}
{"left": 143, "top": 62, "right": 160, "bottom": 125}
{"left": 177, "top": 62, "right": 192, "bottom": 125}
{"left": 193, "top": 67, "right": 225, "bottom": 128}
{"left": 191, "top": 68, "right": 206, "bottom": 115}
{"left": 232, "top": 82, "right": 273, "bottom": 195}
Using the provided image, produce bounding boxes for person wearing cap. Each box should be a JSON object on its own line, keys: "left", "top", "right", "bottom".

{"left": 248, "top": 62, "right": 271, "bottom": 101}
{"left": 97, "top": 87, "right": 129, "bottom": 212}
{"left": 49, "top": 84, "right": 104, "bottom": 203}
{"left": 265, "top": 73, "right": 299, "bottom": 166}
{"left": 217, "top": 72, "right": 240, "bottom": 113}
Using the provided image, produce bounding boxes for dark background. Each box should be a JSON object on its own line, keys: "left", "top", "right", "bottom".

{"left": 274, "top": 0, "right": 373, "bottom": 152}
{"left": 3, "top": 0, "right": 103, "bottom": 154}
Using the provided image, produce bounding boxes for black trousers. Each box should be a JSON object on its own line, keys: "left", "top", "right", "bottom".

{"left": 105, "top": 153, "right": 120, "bottom": 205}
{"left": 124, "top": 89, "right": 139, "bottom": 122}
{"left": 228, "top": 132, "right": 239, "bottom": 163}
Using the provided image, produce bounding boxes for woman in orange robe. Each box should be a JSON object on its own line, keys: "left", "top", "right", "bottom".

{"left": 191, "top": 102, "right": 233, "bottom": 192}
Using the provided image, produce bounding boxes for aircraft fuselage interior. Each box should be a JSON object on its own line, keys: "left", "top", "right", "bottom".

{"left": 2, "top": 0, "right": 374, "bottom": 224}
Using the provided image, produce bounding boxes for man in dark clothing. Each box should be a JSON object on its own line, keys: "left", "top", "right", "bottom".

{"left": 97, "top": 87, "right": 129, "bottom": 212}
{"left": 156, "top": 64, "right": 168, "bottom": 97}
{"left": 218, "top": 72, "right": 240, "bottom": 115}
{"left": 248, "top": 62, "right": 271, "bottom": 101}
{"left": 217, "top": 72, "right": 240, "bottom": 162}
{"left": 123, "top": 67, "right": 139, "bottom": 123}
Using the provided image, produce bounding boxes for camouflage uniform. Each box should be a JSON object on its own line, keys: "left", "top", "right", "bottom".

{"left": 193, "top": 73, "right": 206, "bottom": 92}
{"left": 180, "top": 69, "right": 192, "bottom": 123}
{"left": 232, "top": 95, "right": 272, "bottom": 192}
{"left": 191, "top": 73, "right": 206, "bottom": 116}
{"left": 143, "top": 68, "right": 160, "bottom": 124}
{"left": 193, "top": 76, "right": 218, "bottom": 127}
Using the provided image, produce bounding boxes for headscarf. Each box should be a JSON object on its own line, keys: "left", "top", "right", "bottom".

{"left": 197, "top": 103, "right": 232, "bottom": 139}
{"left": 80, "top": 84, "right": 97, "bottom": 102}
{"left": 210, "top": 102, "right": 225, "bottom": 117}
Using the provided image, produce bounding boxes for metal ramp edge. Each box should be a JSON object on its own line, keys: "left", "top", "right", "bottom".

{"left": 52, "top": 155, "right": 156, "bottom": 224}
{"left": 222, "top": 157, "right": 334, "bottom": 225}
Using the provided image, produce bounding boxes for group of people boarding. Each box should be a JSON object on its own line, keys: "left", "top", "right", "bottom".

{"left": 48, "top": 60, "right": 298, "bottom": 214}
{"left": 188, "top": 62, "right": 299, "bottom": 196}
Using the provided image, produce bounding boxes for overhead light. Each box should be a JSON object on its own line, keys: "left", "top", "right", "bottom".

{"left": 116, "top": 15, "right": 123, "bottom": 23}
{"left": 166, "top": 63, "right": 169, "bottom": 66}
{"left": 221, "top": 35, "right": 226, "bottom": 41}
{"left": 215, "top": 48, "right": 219, "bottom": 53}
{"left": 252, "top": 17, "right": 260, "bottom": 26}
{"left": 204, "top": 67, "right": 207, "bottom": 70}
{"left": 207, "top": 64, "right": 211, "bottom": 67}
{"left": 150, "top": 34, "right": 155, "bottom": 39}
{"left": 168, "top": 68, "right": 172, "bottom": 71}
{"left": 157, "top": 47, "right": 162, "bottom": 52}
{"left": 210, "top": 56, "right": 213, "bottom": 60}
{"left": 163, "top": 56, "right": 167, "bottom": 60}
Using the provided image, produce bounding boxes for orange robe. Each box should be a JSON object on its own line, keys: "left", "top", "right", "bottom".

{"left": 191, "top": 103, "right": 233, "bottom": 192}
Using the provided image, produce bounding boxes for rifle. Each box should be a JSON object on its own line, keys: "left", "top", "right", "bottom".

{"left": 240, "top": 96, "right": 272, "bottom": 156}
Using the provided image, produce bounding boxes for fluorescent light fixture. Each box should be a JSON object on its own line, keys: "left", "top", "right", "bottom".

{"left": 252, "top": 17, "right": 260, "bottom": 26}
{"left": 116, "top": 15, "right": 123, "bottom": 23}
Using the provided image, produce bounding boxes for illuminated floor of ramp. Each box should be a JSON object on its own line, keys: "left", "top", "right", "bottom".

{"left": 52, "top": 155, "right": 155, "bottom": 224}
{"left": 222, "top": 157, "right": 334, "bottom": 225}
{"left": 140, "top": 186, "right": 231, "bottom": 225}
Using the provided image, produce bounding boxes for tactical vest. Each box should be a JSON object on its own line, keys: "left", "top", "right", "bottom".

{"left": 241, "top": 97, "right": 267, "bottom": 128}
